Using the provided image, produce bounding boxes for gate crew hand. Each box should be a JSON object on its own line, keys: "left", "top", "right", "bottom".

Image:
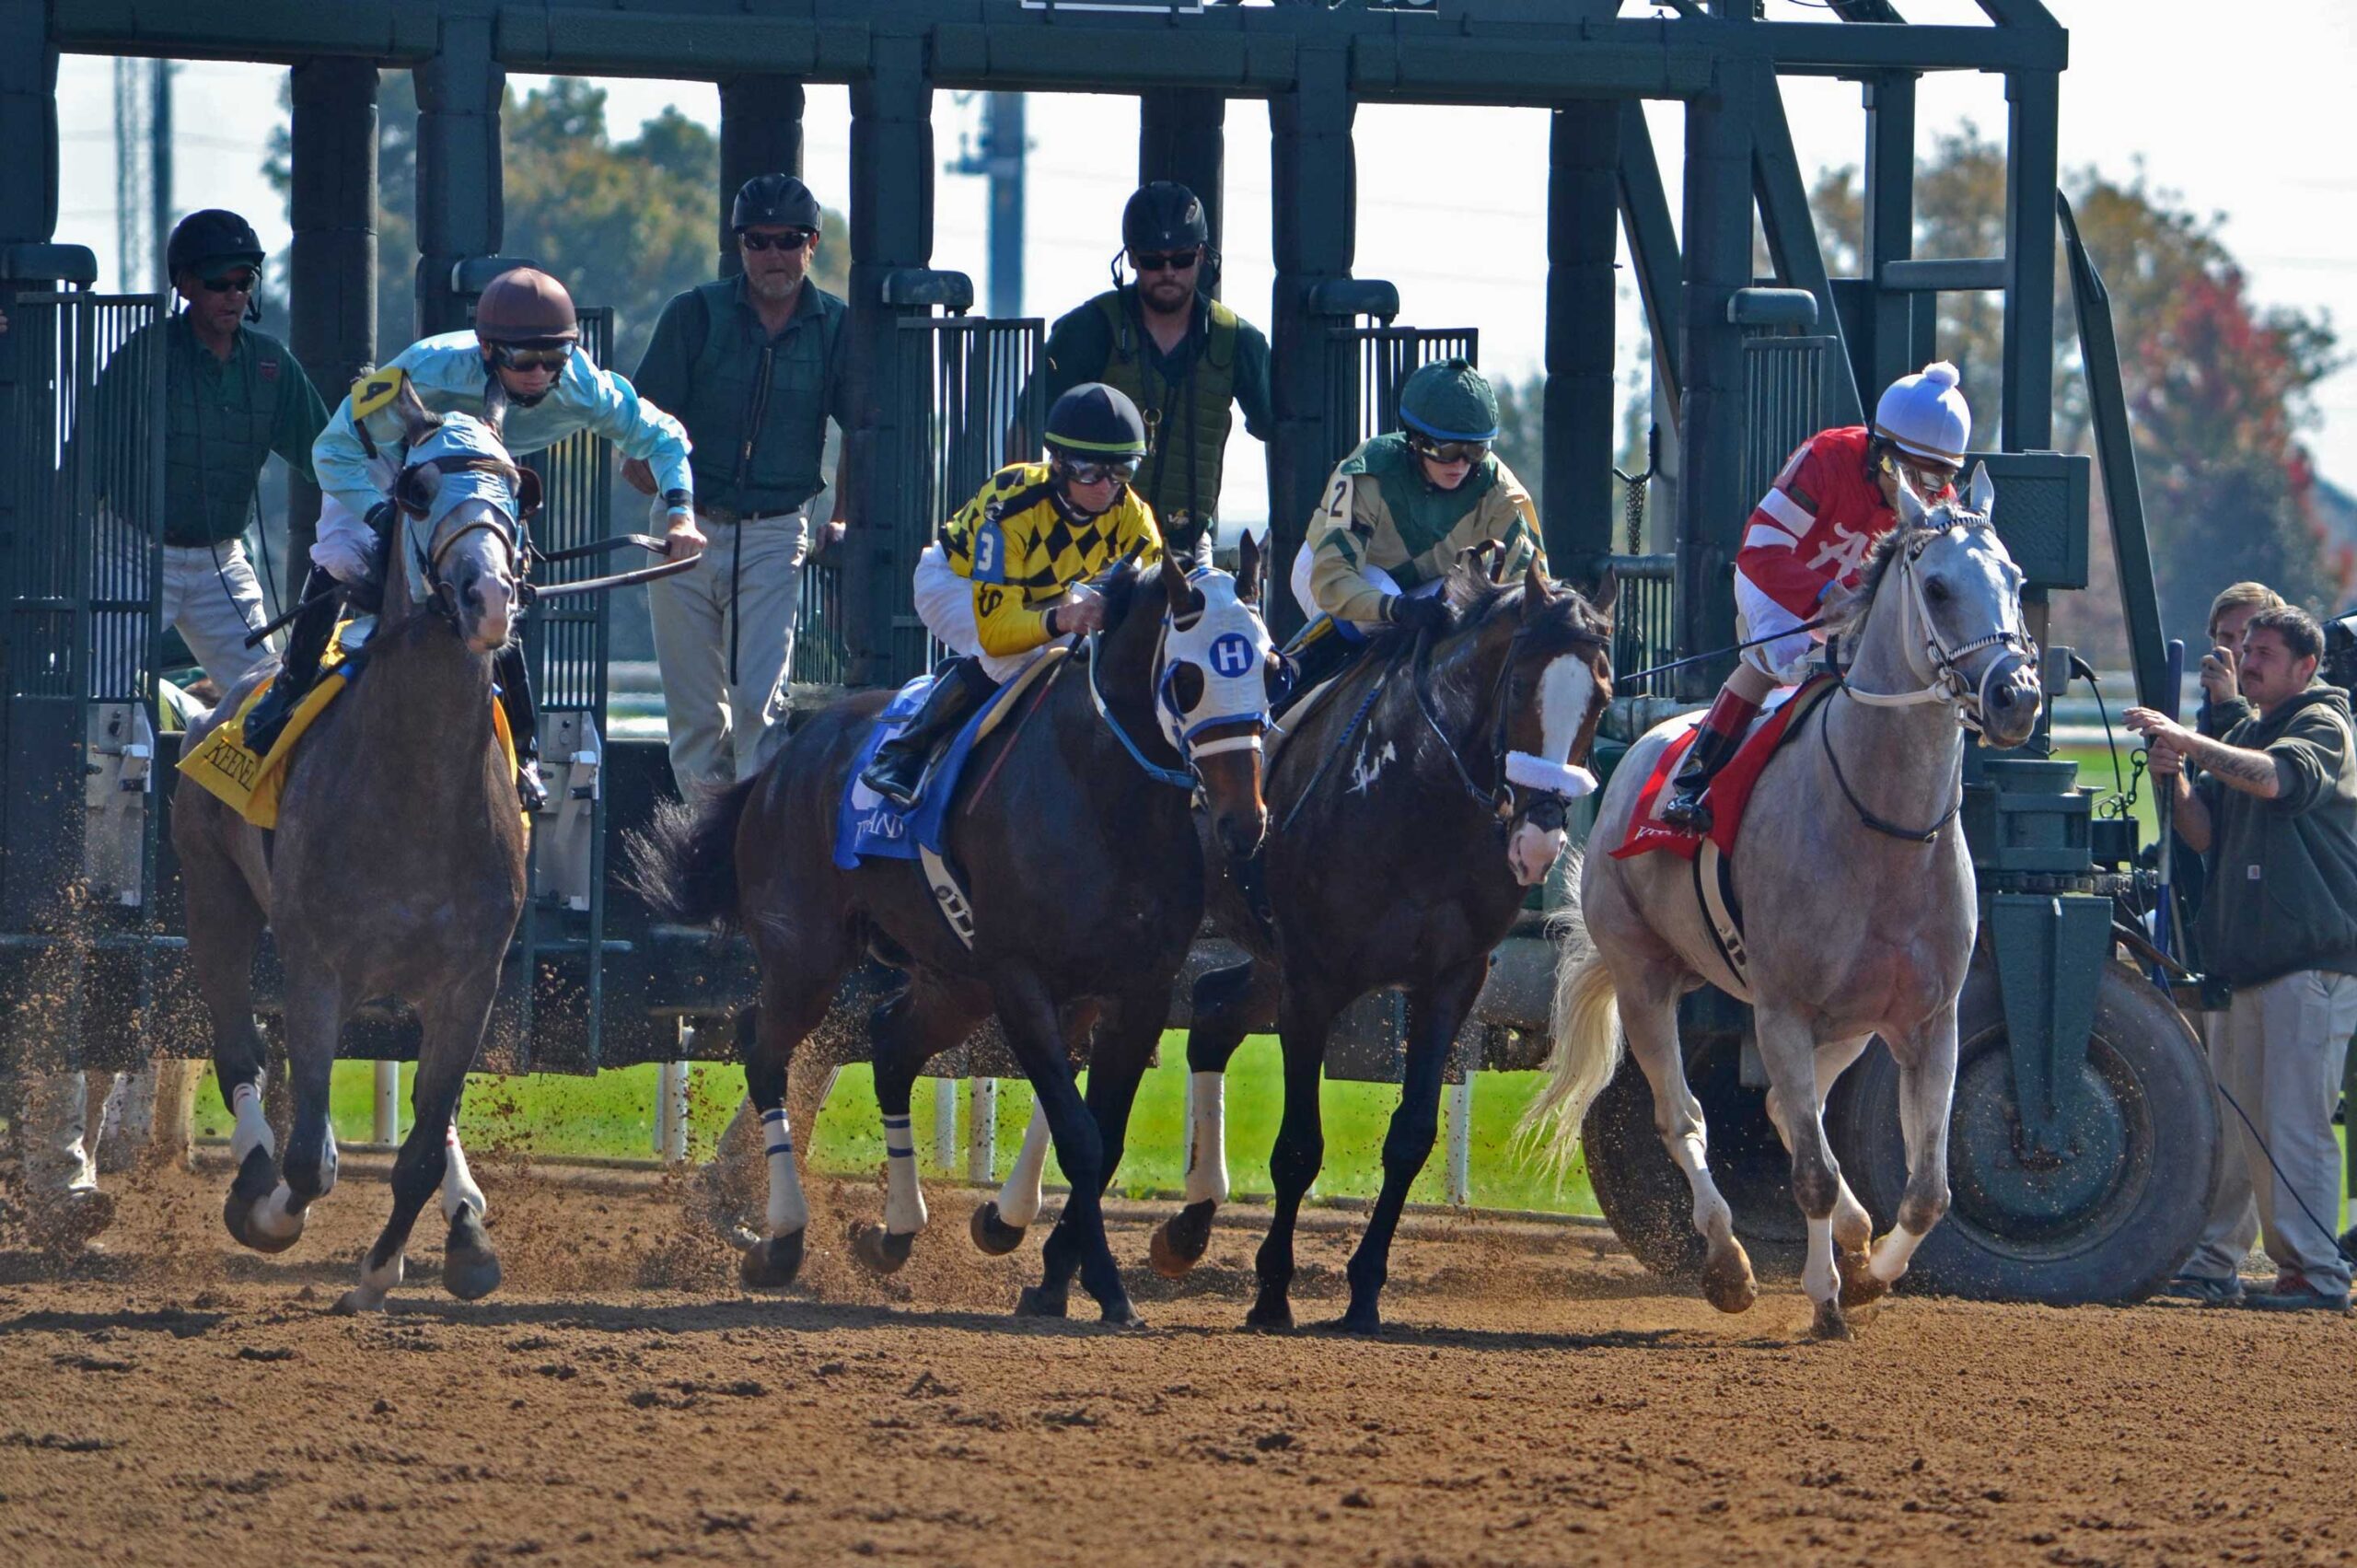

{"left": 2200, "top": 644, "right": 2239, "bottom": 706}
{"left": 664, "top": 505, "right": 707, "bottom": 563}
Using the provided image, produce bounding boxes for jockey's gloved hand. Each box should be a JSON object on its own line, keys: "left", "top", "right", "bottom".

{"left": 1387, "top": 593, "right": 1448, "bottom": 638}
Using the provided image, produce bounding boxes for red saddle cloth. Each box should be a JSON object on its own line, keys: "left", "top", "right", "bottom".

{"left": 1611, "top": 676, "right": 1836, "bottom": 863}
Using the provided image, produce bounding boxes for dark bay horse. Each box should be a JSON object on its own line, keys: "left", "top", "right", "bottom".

{"left": 630, "top": 540, "right": 1273, "bottom": 1325}
{"left": 1146, "top": 558, "right": 1617, "bottom": 1331}
{"left": 174, "top": 393, "right": 529, "bottom": 1313}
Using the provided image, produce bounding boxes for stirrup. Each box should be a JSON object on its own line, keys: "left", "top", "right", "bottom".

{"left": 517, "top": 761, "right": 548, "bottom": 813}
{"left": 1659, "top": 787, "right": 1714, "bottom": 833}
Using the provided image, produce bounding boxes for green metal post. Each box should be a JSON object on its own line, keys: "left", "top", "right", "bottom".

{"left": 844, "top": 30, "right": 934, "bottom": 687}
{"left": 1544, "top": 99, "right": 1619, "bottom": 584}
{"left": 1615, "top": 100, "right": 1682, "bottom": 421}
{"left": 2003, "top": 67, "right": 2061, "bottom": 452}
{"left": 287, "top": 59, "right": 378, "bottom": 583}
{"left": 412, "top": 14, "right": 504, "bottom": 340}
{"left": 718, "top": 76, "right": 806, "bottom": 281}
{"left": 1751, "top": 73, "right": 1863, "bottom": 427}
{"left": 1140, "top": 88, "right": 1226, "bottom": 267}
{"left": 1266, "top": 43, "right": 1354, "bottom": 643}
{"left": 1862, "top": 71, "right": 1917, "bottom": 403}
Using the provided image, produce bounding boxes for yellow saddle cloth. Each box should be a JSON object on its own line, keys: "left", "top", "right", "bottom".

{"left": 177, "top": 627, "right": 518, "bottom": 830}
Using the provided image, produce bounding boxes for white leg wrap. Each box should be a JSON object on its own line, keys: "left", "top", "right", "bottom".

{"left": 339, "top": 1249, "right": 406, "bottom": 1313}
{"left": 440, "top": 1123, "right": 485, "bottom": 1223}
{"left": 229, "top": 1078, "right": 274, "bottom": 1165}
{"left": 1869, "top": 1224, "right": 1926, "bottom": 1283}
{"left": 316, "top": 1121, "right": 339, "bottom": 1199}
{"left": 1802, "top": 1214, "right": 1839, "bottom": 1304}
{"left": 1182, "top": 1072, "right": 1230, "bottom": 1206}
{"left": 993, "top": 1101, "right": 1053, "bottom": 1228}
{"left": 880, "top": 1113, "right": 928, "bottom": 1236}
{"left": 253, "top": 1180, "right": 304, "bottom": 1241}
{"left": 761, "top": 1108, "right": 808, "bottom": 1237}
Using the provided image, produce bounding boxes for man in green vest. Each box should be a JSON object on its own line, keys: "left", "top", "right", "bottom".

{"left": 631, "top": 173, "right": 855, "bottom": 795}
{"left": 1041, "top": 180, "right": 1273, "bottom": 557}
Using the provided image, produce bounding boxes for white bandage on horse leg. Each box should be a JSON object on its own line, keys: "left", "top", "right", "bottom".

{"left": 1869, "top": 1222, "right": 1927, "bottom": 1284}
{"left": 1803, "top": 1214, "right": 1840, "bottom": 1305}
{"left": 315, "top": 1120, "right": 339, "bottom": 1200}
{"left": 252, "top": 1180, "right": 304, "bottom": 1240}
{"left": 761, "top": 1107, "right": 808, "bottom": 1237}
{"left": 1183, "top": 1073, "right": 1229, "bottom": 1206}
{"left": 880, "top": 1113, "right": 928, "bottom": 1236}
{"left": 229, "top": 1076, "right": 274, "bottom": 1164}
{"left": 993, "top": 1100, "right": 1053, "bottom": 1227}
{"left": 440, "top": 1122, "right": 485, "bottom": 1223}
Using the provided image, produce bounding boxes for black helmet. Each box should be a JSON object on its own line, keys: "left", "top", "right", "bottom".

{"left": 733, "top": 174, "right": 821, "bottom": 234}
{"left": 1044, "top": 384, "right": 1148, "bottom": 463}
{"left": 1121, "top": 181, "right": 1208, "bottom": 257}
{"left": 166, "top": 209, "right": 264, "bottom": 281}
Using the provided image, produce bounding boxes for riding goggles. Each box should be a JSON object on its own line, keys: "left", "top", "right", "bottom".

{"left": 1131, "top": 249, "right": 1201, "bottom": 273}
{"left": 490, "top": 343, "right": 573, "bottom": 373}
{"left": 741, "top": 228, "right": 816, "bottom": 251}
{"left": 1059, "top": 457, "right": 1142, "bottom": 486}
{"left": 198, "top": 270, "right": 260, "bottom": 296}
{"left": 1408, "top": 434, "right": 1492, "bottom": 465}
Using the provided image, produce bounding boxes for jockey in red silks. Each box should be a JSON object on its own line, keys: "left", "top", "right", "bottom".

{"left": 1660, "top": 361, "right": 1972, "bottom": 832}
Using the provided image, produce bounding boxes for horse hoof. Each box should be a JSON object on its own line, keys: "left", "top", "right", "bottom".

{"left": 1243, "top": 1296, "right": 1294, "bottom": 1331}
{"left": 331, "top": 1288, "right": 388, "bottom": 1317}
{"left": 1836, "top": 1247, "right": 1888, "bottom": 1309}
{"left": 1014, "top": 1284, "right": 1069, "bottom": 1319}
{"left": 443, "top": 1249, "right": 503, "bottom": 1302}
{"left": 1809, "top": 1298, "right": 1853, "bottom": 1342}
{"left": 226, "top": 1193, "right": 305, "bottom": 1256}
{"left": 968, "top": 1202, "right": 1028, "bottom": 1257}
{"left": 1700, "top": 1239, "right": 1758, "bottom": 1314}
{"left": 1147, "top": 1201, "right": 1216, "bottom": 1281}
{"left": 1097, "top": 1299, "right": 1147, "bottom": 1330}
{"left": 850, "top": 1223, "right": 916, "bottom": 1277}
{"left": 1327, "top": 1307, "right": 1383, "bottom": 1338}
{"left": 740, "top": 1231, "right": 807, "bottom": 1288}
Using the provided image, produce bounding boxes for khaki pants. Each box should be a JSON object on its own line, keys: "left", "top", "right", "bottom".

{"left": 648, "top": 509, "right": 809, "bottom": 796}
{"left": 2183, "top": 1008, "right": 2263, "bottom": 1279}
{"left": 2215, "top": 970, "right": 2357, "bottom": 1295}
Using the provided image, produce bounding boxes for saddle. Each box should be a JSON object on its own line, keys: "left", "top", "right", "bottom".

{"left": 177, "top": 627, "right": 520, "bottom": 830}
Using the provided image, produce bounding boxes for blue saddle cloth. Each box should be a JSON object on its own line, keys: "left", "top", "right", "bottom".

{"left": 832, "top": 674, "right": 997, "bottom": 869}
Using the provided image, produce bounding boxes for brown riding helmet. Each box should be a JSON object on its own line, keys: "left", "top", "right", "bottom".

{"left": 474, "top": 267, "right": 580, "bottom": 346}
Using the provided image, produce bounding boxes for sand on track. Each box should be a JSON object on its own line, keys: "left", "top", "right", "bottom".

{"left": 0, "top": 1155, "right": 2349, "bottom": 1568}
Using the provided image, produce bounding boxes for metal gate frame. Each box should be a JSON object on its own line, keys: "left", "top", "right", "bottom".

{"left": 1322, "top": 321, "right": 1479, "bottom": 474}
{"left": 0, "top": 288, "right": 168, "bottom": 1074}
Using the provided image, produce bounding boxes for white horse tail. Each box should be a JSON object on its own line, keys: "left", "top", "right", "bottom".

{"left": 1515, "top": 935, "right": 1622, "bottom": 1184}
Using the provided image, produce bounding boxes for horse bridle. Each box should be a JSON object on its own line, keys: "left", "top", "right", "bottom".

{"left": 1086, "top": 566, "right": 1273, "bottom": 796}
{"left": 398, "top": 455, "right": 528, "bottom": 624}
{"left": 1840, "top": 519, "right": 2038, "bottom": 733}
{"left": 1410, "top": 616, "right": 1608, "bottom": 840}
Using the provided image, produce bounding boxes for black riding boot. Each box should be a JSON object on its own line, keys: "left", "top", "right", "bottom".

{"left": 1658, "top": 726, "right": 1747, "bottom": 834}
{"left": 859, "top": 657, "right": 995, "bottom": 808}
{"left": 494, "top": 642, "right": 547, "bottom": 811}
{"left": 241, "top": 565, "right": 343, "bottom": 757}
{"left": 1271, "top": 616, "right": 1359, "bottom": 721}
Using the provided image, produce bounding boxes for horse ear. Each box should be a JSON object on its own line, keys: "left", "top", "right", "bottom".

{"left": 1968, "top": 460, "right": 1995, "bottom": 517}
{"left": 1160, "top": 547, "right": 1190, "bottom": 606}
{"left": 1235, "top": 528, "right": 1263, "bottom": 605}
{"left": 1520, "top": 557, "right": 1550, "bottom": 621}
{"left": 391, "top": 378, "right": 440, "bottom": 447}
{"left": 1589, "top": 563, "right": 1620, "bottom": 619}
{"left": 481, "top": 378, "right": 511, "bottom": 439}
{"left": 1893, "top": 467, "right": 1930, "bottom": 530}
{"left": 514, "top": 465, "right": 544, "bottom": 522}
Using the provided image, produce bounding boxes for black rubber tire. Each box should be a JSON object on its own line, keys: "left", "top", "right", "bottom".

{"left": 1581, "top": 1035, "right": 1806, "bottom": 1282}
{"left": 1828, "top": 958, "right": 2221, "bottom": 1306}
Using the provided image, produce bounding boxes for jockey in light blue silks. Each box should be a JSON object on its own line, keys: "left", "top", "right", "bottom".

{"left": 246, "top": 267, "right": 702, "bottom": 808}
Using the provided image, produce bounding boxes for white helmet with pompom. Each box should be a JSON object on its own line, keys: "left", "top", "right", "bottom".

{"left": 1873, "top": 361, "right": 1970, "bottom": 467}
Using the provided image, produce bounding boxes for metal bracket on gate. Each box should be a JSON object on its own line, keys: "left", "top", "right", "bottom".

{"left": 533, "top": 714, "right": 603, "bottom": 912}
{"left": 84, "top": 703, "right": 155, "bottom": 908}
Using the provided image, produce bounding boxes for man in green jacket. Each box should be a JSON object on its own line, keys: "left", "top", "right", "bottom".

{"left": 2131, "top": 606, "right": 2357, "bottom": 1312}
{"left": 630, "top": 173, "right": 854, "bottom": 795}
{"left": 1041, "top": 181, "right": 1272, "bottom": 556}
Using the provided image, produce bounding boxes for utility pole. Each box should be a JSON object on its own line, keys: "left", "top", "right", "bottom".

{"left": 947, "top": 92, "right": 1026, "bottom": 318}
{"left": 150, "top": 60, "right": 172, "bottom": 288}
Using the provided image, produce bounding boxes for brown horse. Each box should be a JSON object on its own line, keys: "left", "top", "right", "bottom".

{"left": 1147, "top": 558, "right": 1616, "bottom": 1331}
{"left": 631, "top": 540, "right": 1273, "bottom": 1324}
{"left": 173, "top": 394, "right": 528, "bottom": 1313}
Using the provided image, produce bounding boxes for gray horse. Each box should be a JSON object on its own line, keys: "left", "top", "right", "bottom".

{"left": 173, "top": 390, "right": 529, "bottom": 1313}
{"left": 1525, "top": 468, "right": 2041, "bottom": 1340}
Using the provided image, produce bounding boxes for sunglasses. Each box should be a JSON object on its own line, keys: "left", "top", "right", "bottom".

{"left": 741, "top": 229, "right": 815, "bottom": 251}
{"left": 491, "top": 343, "right": 572, "bottom": 373}
{"left": 1408, "top": 435, "right": 1491, "bottom": 465}
{"left": 198, "top": 271, "right": 259, "bottom": 296}
{"left": 1131, "top": 249, "right": 1200, "bottom": 273}
{"left": 1061, "top": 458, "right": 1140, "bottom": 486}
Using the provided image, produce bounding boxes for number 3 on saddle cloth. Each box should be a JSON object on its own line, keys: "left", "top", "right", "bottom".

{"left": 1609, "top": 675, "right": 1840, "bottom": 987}
{"left": 178, "top": 625, "right": 522, "bottom": 830}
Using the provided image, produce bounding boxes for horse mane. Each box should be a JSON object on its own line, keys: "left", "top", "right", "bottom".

{"left": 1826, "top": 496, "right": 1996, "bottom": 638}
{"left": 1355, "top": 555, "right": 1608, "bottom": 661}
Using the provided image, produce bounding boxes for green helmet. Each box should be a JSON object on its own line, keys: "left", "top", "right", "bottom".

{"left": 1044, "top": 383, "right": 1148, "bottom": 462}
{"left": 1399, "top": 358, "right": 1499, "bottom": 445}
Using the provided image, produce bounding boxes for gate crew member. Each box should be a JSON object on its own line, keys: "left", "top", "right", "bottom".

{"left": 858, "top": 383, "right": 1161, "bottom": 807}
{"left": 1286, "top": 358, "right": 1544, "bottom": 691}
{"left": 95, "top": 209, "right": 332, "bottom": 690}
{"left": 1660, "top": 361, "right": 1970, "bottom": 831}
{"left": 1041, "top": 181, "right": 1271, "bottom": 558}
{"left": 261, "top": 266, "right": 702, "bottom": 808}
{"left": 631, "top": 174, "right": 854, "bottom": 796}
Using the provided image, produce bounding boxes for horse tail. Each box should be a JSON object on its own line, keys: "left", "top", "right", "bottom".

{"left": 622, "top": 775, "right": 759, "bottom": 929}
{"left": 1515, "top": 916, "right": 1622, "bottom": 1184}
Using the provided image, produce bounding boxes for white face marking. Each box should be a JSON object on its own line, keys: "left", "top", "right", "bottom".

{"left": 1536, "top": 652, "right": 1597, "bottom": 767}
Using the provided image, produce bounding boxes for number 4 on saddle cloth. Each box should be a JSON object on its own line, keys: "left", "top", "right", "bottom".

{"left": 177, "top": 623, "right": 522, "bottom": 830}
{"left": 1612, "top": 675, "right": 1840, "bottom": 865}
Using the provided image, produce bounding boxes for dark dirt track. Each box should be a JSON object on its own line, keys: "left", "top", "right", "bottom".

{"left": 1, "top": 1155, "right": 2350, "bottom": 1567}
